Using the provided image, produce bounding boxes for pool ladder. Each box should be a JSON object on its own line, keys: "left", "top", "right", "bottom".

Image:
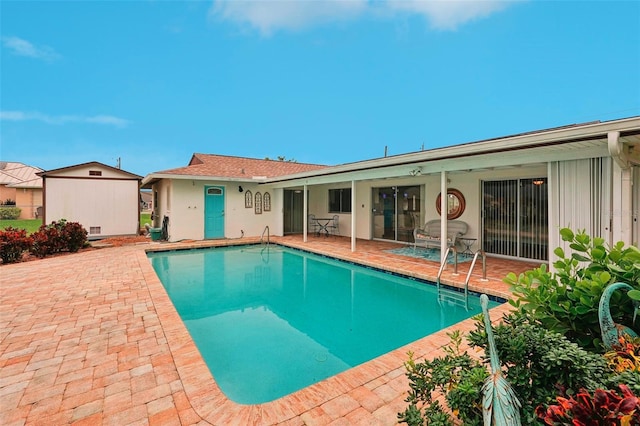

{"left": 260, "top": 226, "right": 270, "bottom": 246}
{"left": 260, "top": 226, "right": 270, "bottom": 263}
{"left": 436, "top": 248, "right": 487, "bottom": 310}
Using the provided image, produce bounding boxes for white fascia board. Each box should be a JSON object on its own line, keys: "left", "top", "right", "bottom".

{"left": 269, "top": 141, "right": 611, "bottom": 187}
{"left": 268, "top": 117, "right": 640, "bottom": 184}
{"left": 141, "top": 173, "right": 260, "bottom": 186}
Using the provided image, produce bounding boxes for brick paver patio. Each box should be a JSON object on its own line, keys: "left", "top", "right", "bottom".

{"left": 1, "top": 236, "right": 539, "bottom": 425}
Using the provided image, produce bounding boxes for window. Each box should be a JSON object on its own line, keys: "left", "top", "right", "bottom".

{"left": 263, "top": 192, "right": 271, "bottom": 212}
{"left": 329, "top": 188, "right": 351, "bottom": 213}
{"left": 89, "top": 170, "right": 102, "bottom": 176}
{"left": 255, "top": 192, "right": 262, "bottom": 214}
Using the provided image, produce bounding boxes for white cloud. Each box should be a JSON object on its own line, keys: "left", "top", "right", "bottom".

{"left": 84, "top": 115, "right": 131, "bottom": 127}
{"left": 209, "top": 0, "right": 515, "bottom": 35}
{"left": 387, "top": 0, "right": 511, "bottom": 31}
{"left": 1, "top": 36, "right": 60, "bottom": 61}
{"left": 209, "top": 0, "right": 369, "bottom": 35}
{"left": 0, "top": 111, "right": 131, "bottom": 128}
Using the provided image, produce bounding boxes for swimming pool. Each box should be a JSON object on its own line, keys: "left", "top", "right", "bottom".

{"left": 148, "top": 244, "right": 498, "bottom": 404}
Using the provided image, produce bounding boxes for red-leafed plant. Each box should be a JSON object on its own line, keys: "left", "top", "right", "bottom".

{"left": 30, "top": 219, "right": 87, "bottom": 257}
{"left": 0, "top": 227, "right": 33, "bottom": 264}
{"left": 59, "top": 220, "right": 87, "bottom": 252}
{"left": 536, "top": 384, "right": 640, "bottom": 425}
{"left": 30, "top": 223, "right": 64, "bottom": 257}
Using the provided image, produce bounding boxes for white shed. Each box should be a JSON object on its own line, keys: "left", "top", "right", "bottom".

{"left": 39, "top": 162, "right": 142, "bottom": 239}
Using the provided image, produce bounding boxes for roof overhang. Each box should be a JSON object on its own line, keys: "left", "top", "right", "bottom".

{"left": 266, "top": 117, "right": 640, "bottom": 187}
{"left": 141, "top": 116, "right": 640, "bottom": 189}
{"left": 140, "top": 173, "right": 269, "bottom": 188}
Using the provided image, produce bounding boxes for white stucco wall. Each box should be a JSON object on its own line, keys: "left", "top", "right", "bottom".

{"left": 45, "top": 178, "right": 139, "bottom": 238}
{"left": 155, "top": 179, "right": 283, "bottom": 242}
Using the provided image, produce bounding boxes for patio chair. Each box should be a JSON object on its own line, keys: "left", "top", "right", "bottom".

{"left": 328, "top": 215, "right": 340, "bottom": 236}
{"left": 308, "top": 214, "right": 319, "bottom": 235}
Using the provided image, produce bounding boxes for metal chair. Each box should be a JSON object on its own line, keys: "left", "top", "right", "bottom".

{"left": 308, "top": 214, "right": 319, "bottom": 235}
{"left": 328, "top": 215, "right": 340, "bottom": 236}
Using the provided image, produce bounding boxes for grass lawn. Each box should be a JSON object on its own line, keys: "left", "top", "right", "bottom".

{"left": 140, "top": 212, "right": 151, "bottom": 226}
{"left": 0, "top": 219, "right": 42, "bottom": 234}
{"left": 2, "top": 214, "right": 153, "bottom": 234}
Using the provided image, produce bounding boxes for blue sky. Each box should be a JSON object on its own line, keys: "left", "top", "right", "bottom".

{"left": 1, "top": 1, "right": 639, "bottom": 178}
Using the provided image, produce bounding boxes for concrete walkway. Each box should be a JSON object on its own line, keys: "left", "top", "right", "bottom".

{"left": 1, "top": 237, "right": 532, "bottom": 425}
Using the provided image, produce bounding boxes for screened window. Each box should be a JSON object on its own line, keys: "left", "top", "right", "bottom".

{"left": 329, "top": 188, "right": 352, "bottom": 213}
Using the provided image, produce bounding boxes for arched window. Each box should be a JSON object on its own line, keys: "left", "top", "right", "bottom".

{"left": 245, "top": 190, "right": 253, "bottom": 208}
{"left": 255, "top": 192, "right": 262, "bottom": 214}
{"left": 263, "top": 192, "right": 271, "bottom": 212}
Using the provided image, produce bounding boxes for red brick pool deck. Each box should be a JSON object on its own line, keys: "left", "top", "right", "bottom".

{"left": 0, "top": 236, "right": 539, "bottom": 425}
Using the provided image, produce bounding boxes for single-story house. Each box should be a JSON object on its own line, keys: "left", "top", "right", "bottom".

{"left": 142, "top": 116, "right": 640, "bottom": 262}
{"left": 140, "top": 190, "right": 153, "bottom": 211}
{"left": 38, "top": 162, "right": 142, "bottom": 239}
{"left": 0, "top": 161, "right": 44, "bottom": 219}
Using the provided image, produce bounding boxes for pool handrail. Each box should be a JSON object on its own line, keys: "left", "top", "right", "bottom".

{"left": 261, "top": 226, "right": 270, "bottom": 246}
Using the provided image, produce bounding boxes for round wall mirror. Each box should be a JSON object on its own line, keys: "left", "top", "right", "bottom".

{"left": 436, "top": 188, "right": 466, "bottom": 220}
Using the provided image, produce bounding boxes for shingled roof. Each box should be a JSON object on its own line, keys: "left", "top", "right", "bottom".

{"left": 156, "top": 153, "right": 328, "bottom": 180}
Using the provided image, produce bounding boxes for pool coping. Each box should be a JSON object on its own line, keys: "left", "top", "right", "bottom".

{"left": 140, "top": 239, "right": 513, "bottom": 424}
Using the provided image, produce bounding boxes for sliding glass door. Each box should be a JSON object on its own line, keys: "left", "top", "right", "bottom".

{"left": 372, "top": 186, "right": 421, "bottom": 243}
{"left": 482, "top": 178, "right": 548, "bottom": 260}
{"left": 283, "top": 190, "right": 304, "bottom": 234}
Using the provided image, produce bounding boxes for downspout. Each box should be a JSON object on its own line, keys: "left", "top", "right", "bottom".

{"left": 607, "top": 131, "right": 632, "bottom": 245}
{"left": 608, "top": 131, "right": 629, "bottom": 169}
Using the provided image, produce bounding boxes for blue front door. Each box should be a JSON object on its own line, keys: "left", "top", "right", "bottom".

{"left": 205, "top": 186, "right": 225, "bottom": 239}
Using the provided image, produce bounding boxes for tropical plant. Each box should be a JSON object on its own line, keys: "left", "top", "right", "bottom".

{"left": 398, "top": 330, "right": 488, "bottom": 426}
{"left": 467, "top": 313, "right": 609, "bottom": 424}
{"left": 602, "top": 334, "right": 640, "bottom": 395}
{"left": 505, "top": 228, "right": 640, "bottom": 351}
{"left": 0, "top": 226, "right": 33, "bottom": 264}
{"left": 604, "top": 335, "right": 640, "bottom": 373}
{"left": 59, "top": 220, "right": 88, "bottom": 252}
{"left": 30, "top": 219, "right": 87, "bottom": 257}
{"left": 536, "top": 384, "right": 640, "bottom": 425}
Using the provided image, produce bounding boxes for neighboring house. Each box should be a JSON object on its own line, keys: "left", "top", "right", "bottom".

{"left": 0, "top": 162, "right": 44, "bottom": 219}
{"left": 38, "top": 162, "right": 142, "bottom": 239}
{"left": 142, "top": 117, "right": 640, "bottom": 262}
{"left": 140, "top": 190, "right": 152, "bottom": 211}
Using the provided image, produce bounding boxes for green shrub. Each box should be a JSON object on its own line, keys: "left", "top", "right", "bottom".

{"left": 467, "top": 313, "right": 609, "bottom": 424}
{"left": 400, "top": 227, "right": 640, "bottom": 425}
{"left": 398, "top": 330, "right": 488, "bottom": 426}
{"left": 0, "top": 227, "right": 33, "bottom": 263}
{"left": 0, "top": 207, "right": 21, "bottom": 220}
{"left": 505, "top": 228, "right": 640, "bottom": 351}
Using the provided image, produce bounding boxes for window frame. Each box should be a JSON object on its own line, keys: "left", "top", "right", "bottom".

{"left": 328, "top": 188, "right": 352, "bottom": 213}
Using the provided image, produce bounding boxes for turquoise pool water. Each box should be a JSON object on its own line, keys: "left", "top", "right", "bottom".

{"left": 148, "top": 245, "right": 498, "bottom": 404}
